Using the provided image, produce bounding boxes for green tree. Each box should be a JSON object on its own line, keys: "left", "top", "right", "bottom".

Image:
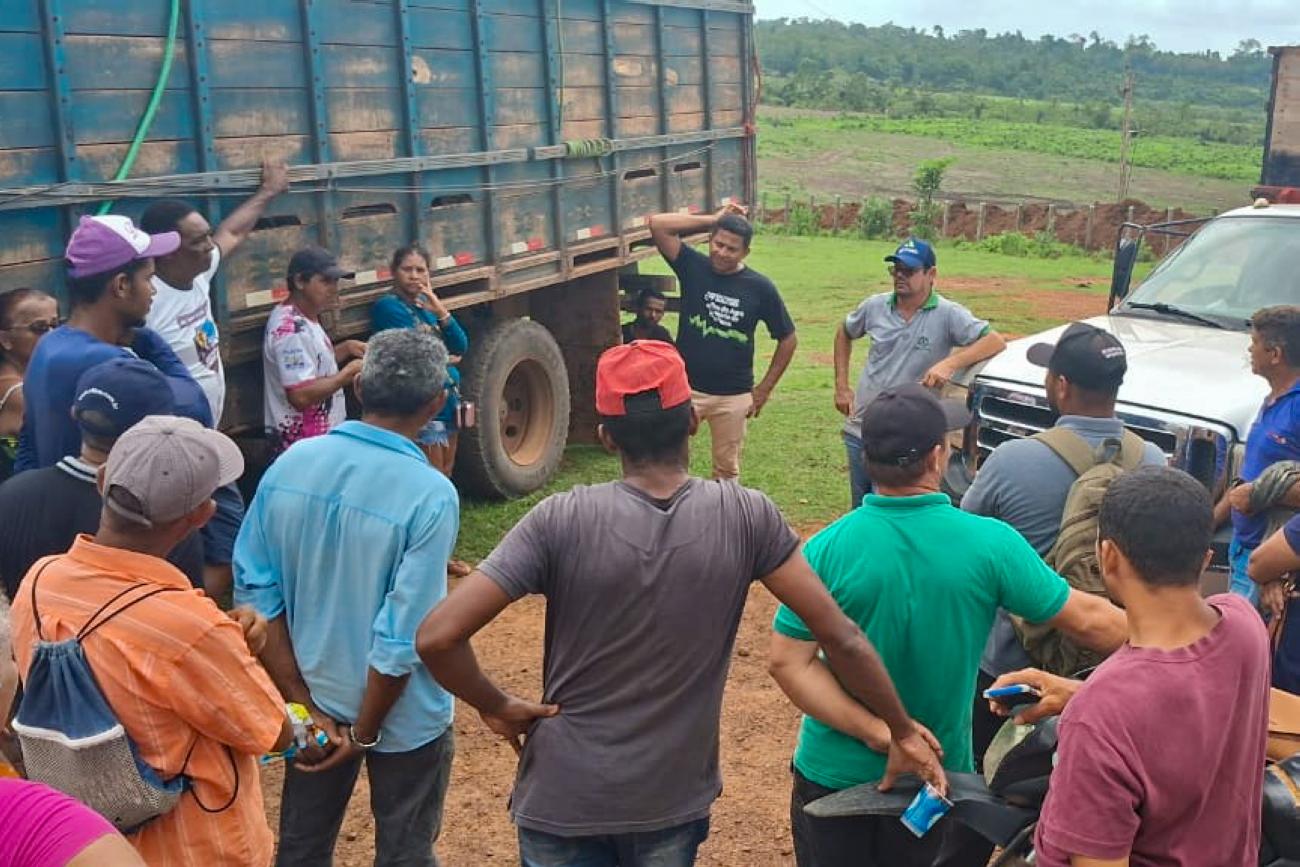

{"left": 908, "top": 158, "right": 954, "bottom": 240}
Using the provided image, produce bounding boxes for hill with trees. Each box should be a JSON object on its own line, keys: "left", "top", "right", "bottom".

{"left": 756, "top": 19, "right": 1275, "bottom": 146}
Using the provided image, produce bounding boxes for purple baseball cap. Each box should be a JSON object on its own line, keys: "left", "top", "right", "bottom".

{"left": 65, "top": 215, "right": 180, "bottom": 279}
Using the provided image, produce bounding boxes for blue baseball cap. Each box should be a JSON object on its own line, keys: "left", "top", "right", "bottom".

{"left": 885, "top": 237, "right": 937, "bottom": 270}
{"left": 72, "top": 357, "right": 177, "bottom": 441}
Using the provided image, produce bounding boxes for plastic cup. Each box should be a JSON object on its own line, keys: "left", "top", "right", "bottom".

{"left": 900, "top": 782, "right": 953, "bottom": 838}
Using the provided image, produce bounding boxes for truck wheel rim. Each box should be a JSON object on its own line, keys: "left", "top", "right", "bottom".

{"left": 500, "top": 359, "right": 553, "bottom": 467}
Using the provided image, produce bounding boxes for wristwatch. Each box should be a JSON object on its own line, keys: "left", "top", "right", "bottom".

{"left": 348, "top": 726, "right": 382, "bottom": 751}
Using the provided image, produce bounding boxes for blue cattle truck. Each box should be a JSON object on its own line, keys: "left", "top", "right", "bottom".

{"left": 0, "top": 0, "right": 756, "bottom": 497}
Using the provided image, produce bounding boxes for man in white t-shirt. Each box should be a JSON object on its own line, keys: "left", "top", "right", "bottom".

{"left": 264, "top": 247, "right": 366, "bottom": 456}
{"left": 142, "top": 160, "right": 289, "bottom": 425}
{"left": 140, "top": 160, "right": 289, "bottom": 601}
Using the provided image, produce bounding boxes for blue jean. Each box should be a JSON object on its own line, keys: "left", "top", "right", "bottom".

{"left": 518, "top": 818, "right": 710, "bottom": 867}
{"left": 200, "top": 482, "right": 245, "bottom": 565}
{"left": 844, "top": 434, "right": 871, "bottom": 511}
{"left": 1228, "top": 537, "right": 1259, "bottom": 605}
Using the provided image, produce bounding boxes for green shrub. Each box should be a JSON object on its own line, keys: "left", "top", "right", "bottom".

{"left": 960, "top": 231, "right": 1077, "bottom": 259}
{"left": 907, "top": 202, "right": 944, "bottom": 241}
{"left": 857, "top": 197, "right": 894, "bottom": 239}
{"left": 973, "top": 232, "right": 1031, "bottom": 256}
{"left": 782, "top": 203, "right": 820, "bottom": 237}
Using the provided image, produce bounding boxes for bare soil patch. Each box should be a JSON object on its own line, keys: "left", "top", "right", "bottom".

{"left": 254, "top": 277, "right": 1108, "bottom": 863}
{"left": 260, "top": 587, "right": 804, "bottom": 866}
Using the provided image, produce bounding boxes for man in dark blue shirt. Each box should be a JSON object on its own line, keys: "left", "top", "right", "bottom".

{"left": 17, "top": 215, "right": 209, "bottom": 472}
{"left": 1248, "top": 512, "right": 1300, "bottom": 692}
{"left": 1224, "top": 305, "right": 1300, "bottom": 604}
{"left": 0, "top": 357, "right": 205, "bottom": 598}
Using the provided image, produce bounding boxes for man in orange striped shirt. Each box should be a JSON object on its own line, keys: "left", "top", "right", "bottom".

{"left": 10, "top": 416, "right": 293, "bottom": 866}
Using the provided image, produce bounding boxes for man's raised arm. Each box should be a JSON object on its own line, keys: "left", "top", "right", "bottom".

{"left": 648, "top": 202, "right": 745, "bottom": 263}
{"left": 213, "top": 159, "right": 290, "bottom": 255}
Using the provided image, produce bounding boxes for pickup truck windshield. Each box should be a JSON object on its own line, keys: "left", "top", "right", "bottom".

{"left": 1120, "top": 216, "right": 1300, "bottom": 330}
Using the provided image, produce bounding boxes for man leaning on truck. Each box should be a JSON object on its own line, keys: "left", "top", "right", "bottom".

{"left": 140, "top": 158, "right": 290, "bottom": 600}
{"left": 834, "top": 238, "right": 1006, "bottom": 509}
{"left": 649, "top": 203, "right": 797, "bottom": 481}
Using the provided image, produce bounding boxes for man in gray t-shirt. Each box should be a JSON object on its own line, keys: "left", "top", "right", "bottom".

{"left": 834, "top": 238, "right": 1005, "bottom": 509}
{"left": 417, "top": 341, "right": 945, "bottom": 866}
{"left": 962, "top": 321, "right": 1163, "bottom": 766}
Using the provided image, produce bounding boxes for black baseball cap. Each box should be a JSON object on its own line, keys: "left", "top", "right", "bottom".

{"left": 286, "top": 246, "right": 355, "bottom": 284}
{"left": 861, "top": 383, "right": 972, "bottom": 466}
{"left": 1026, "top": 322, "right": 1127, "bottom": 390}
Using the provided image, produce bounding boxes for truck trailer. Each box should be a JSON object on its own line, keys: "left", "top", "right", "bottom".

{"left": 0, "top": 0, "right": 757, "bottom": 497}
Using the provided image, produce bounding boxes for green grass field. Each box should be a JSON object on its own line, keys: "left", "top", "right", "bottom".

{"left": 767, "top": 113, "right": 1260, "bottom": 181}
{"left": 455, "top": 235, "right": 1120, "bottom": 561}
{"left": 756, "top": 109, "right": 1255, "bottom": 213}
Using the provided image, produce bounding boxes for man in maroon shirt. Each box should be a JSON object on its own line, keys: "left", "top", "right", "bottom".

{"left": 989, "top": 466, "right": 1271, "bottom": 867}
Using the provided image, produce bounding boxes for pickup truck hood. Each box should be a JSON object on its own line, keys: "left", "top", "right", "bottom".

{"left": 974, "top": 314, "right": 1267, "bottom": 440}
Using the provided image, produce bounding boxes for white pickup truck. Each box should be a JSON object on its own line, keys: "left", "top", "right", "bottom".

{"left": 946, "top": 201, "right": 1300, "bottom": 566}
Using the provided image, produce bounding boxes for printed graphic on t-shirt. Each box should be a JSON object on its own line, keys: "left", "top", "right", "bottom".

{"left": 272, "top": 402, "right": 334, "bottom": 454}
{"left": 170, "top": 303, "right": 220, "bottom": 370}
{"left": 688, "top": 291, "right": 749, "bottom": 344}
{"left": 278, "top": 344, "right": 309, "bottom": 372}
{"left": 193, "top": 319, "right": 219, "bottom": 369}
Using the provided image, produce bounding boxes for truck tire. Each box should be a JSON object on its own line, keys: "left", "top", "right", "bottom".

{"left": 456, "top": 318, "right": 570, "bottom": 499}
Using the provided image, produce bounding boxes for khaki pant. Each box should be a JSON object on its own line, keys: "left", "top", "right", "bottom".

{"left": 692, "top": 390, "right": 751, "bottom": 481}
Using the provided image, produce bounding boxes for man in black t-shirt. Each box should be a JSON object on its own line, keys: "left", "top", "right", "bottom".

{"left": 0, "top": 357, "right": 204, "bottom": 598}
{"left": 648, "top": 204, "right": 797, "bottom": 480}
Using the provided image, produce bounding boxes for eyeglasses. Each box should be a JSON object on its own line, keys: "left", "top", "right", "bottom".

{"left": 3, "top": 318, "right": 60, "bottom": 336}
{"left": 889, "top": 265, "right": 920, "bottom": 278}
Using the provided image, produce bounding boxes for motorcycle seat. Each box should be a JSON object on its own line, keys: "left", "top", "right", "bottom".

{"left": 803, "top": 773, "right": 1038, "bottom": 848}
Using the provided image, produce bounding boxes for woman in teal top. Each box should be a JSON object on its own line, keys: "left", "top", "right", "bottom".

{"left": 372, "top": 245, "right": 470, "bottom": 576}
{"left": 371, "top": 243, "right": 468, "bottom": 470}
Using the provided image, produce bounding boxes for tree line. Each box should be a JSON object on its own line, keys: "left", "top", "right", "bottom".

{"left": 756, "top": 19, "right": 1275, "bottom": 145}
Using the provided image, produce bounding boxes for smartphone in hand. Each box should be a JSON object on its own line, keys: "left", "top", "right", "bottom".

{"left": 983, "top": 684, "right": 1042, "bottom": 706}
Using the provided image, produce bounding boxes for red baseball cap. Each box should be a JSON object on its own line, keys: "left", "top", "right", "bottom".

{"left": 595, "top": 340, "right": 691, "bottom": 416}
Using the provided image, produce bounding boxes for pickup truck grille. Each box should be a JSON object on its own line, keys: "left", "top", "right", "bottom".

{"left": 970, "top": 383, "right": 1228, "bottom": 494}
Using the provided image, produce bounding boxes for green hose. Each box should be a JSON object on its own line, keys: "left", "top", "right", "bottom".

{"left": 96, "top": 0, "right": 181, "bottom": 215}
{"left": 563, "top": 138, "right": 613, "bottom": 159}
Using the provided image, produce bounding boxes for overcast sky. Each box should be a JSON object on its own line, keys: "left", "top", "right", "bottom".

{"left": 755, "top": 0, "right": 1300, "bottom": 55}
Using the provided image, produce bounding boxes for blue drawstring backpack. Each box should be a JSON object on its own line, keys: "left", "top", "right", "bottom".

{"left": 13, "top": 560, "right": 189, "bottom": 831}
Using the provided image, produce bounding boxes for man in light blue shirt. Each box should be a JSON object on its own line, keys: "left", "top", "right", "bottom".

{"left": 235, "top": 328, "right": 459, "bottom": 866}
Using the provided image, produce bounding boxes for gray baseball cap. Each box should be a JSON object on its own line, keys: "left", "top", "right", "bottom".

{"left": 103, "top": 415, "right": 244, "bottom": 528}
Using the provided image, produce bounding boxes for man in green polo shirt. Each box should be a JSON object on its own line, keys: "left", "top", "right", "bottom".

{"left": 770, "top": 384, "right": 1128, "bottom": 867}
